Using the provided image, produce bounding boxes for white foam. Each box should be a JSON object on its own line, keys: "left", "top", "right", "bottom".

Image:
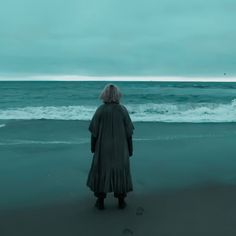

{"left": 0, "top": 105, "right": 96, "bottom": 120}
{"left": 0, "top": 99, "right": 236, "bottom": 122}
{"left": 0, "top": 124, "right": 6, "bottom": 128}
{"left": 0, "top": 139, "right": 89, "bottom": 145}
{"left": 0, "top": 134, "right": 232, "bottom": 146}
{"left": 134, "top": 133, "right": 230, "bottom": 141}
{"left": 126, "top": 99, "right": 236, "bottom": 122}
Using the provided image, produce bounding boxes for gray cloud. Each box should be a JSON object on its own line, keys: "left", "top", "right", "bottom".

{"left": 0, "top": 0, "right": 235, "bottom": 76}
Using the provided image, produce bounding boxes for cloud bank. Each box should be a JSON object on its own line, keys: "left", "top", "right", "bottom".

{"left": 0, "top": 0, "right": 235, "bottom": 77}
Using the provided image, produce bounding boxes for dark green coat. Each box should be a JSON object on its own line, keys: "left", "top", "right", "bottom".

{"left": 86, "top": 102, "right": 134, "bottom": 193}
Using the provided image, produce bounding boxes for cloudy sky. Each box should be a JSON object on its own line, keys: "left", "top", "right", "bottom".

{"left": 0, "top": 0, "right": 235, "bottom": 78}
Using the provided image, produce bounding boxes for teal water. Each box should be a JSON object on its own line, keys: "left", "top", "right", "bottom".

{"left": 0, "top": 81, "right": 236, "bottom": 122}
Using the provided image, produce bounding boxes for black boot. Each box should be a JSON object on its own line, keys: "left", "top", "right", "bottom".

{"left": 95, "top": 197, "right": 105, "bottom": 210}
{"left": 118, "top": 197, "right": 127, "bottom": 209}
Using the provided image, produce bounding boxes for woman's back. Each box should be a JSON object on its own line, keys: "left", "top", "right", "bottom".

{"left": 86, "top": 84, "right": 134, "bottom": 209}
{"left": 90, "top": 103, "right": 131, "bottom": 168}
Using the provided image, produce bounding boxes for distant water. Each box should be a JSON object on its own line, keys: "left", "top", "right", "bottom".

{"left": 0, "top": 81, "right": 236, "bottom": 123}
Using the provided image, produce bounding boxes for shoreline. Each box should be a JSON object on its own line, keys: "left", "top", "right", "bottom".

{"left": 0, "top": 120, "right": 236, "bottom": 235}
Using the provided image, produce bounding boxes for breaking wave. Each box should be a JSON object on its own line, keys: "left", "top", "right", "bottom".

{"left": 0, "top": 99, "right": 236, "bottom": 122}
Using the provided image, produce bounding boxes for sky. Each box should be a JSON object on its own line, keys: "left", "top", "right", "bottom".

{"left": 0, "top": 0, "right": 235, "bottom": 79}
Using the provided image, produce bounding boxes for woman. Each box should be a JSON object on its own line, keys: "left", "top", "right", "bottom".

{"left": 86, "top": 83, "right": 134, "bottom": 210}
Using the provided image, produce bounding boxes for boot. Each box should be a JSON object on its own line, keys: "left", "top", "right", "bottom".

{"left": 95, "top": 197, "right": 105, "bottom": 210}
{"left": 118, "top": 197, "right": 127, "bottom": 209}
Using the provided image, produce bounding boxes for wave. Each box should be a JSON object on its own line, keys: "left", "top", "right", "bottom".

{"left": 135, "top": 133, "right": 234, "bottom": 141}
{"left": 0, "top": 139, "right": 89, "bottom": 145}
{"left": 0, "top": 124, "right": 6, "bottom": 128}
{"left": 127, "top": 99, "right": 236, "bottom": 122}
{"left": 0, "top": 134, "right": 232, "bottom": 146}
{"left": 0, "top": 99, "right": 236, "bottom": 122}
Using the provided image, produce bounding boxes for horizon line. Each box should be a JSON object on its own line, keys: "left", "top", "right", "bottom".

{"left": 0, "top": 75, "right": 236, "bottom": 82}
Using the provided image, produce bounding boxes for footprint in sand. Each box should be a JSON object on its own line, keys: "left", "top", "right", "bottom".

{"left": 122, "top": 228, "right": 134, "bottom": 235}
{"left": 136, "top": 206, "right": 144, "bottom": 216}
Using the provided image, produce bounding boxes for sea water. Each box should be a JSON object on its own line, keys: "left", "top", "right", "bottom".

{"left": 0, "top": 81, "right": 236, "bottom": 123}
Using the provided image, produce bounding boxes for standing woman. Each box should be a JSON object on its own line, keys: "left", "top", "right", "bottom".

{"left": 87, "top": 84, "right": 134, "bottom": 210}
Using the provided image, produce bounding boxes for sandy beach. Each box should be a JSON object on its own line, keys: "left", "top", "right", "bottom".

{"left": 0, "top": 120, "right": 236, "bottom": 235}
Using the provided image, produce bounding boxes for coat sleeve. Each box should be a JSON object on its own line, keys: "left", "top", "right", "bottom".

{"left": 121, "top": 105, "right": 135, "bottom": 138}
{"left": 127, "top": 136, "right": 133, "bottom": 157}
{"left": 91, "top": 134, "right": 97, "bottom": 153}
{"left": 88, "top": 107, "right": 101, "bottom": 139}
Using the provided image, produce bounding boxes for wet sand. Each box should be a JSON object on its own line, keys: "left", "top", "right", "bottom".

{"left": 0, "top": 120, "right": 236, "bottom": 235}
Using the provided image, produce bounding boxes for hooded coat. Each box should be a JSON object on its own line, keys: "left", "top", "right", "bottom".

{"left": 86, "top": 102, "right": 134, "bottom": 194}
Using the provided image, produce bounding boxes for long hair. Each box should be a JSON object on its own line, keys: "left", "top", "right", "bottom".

{"left": 99, "top": 83, "right": 122, "bottom": 103}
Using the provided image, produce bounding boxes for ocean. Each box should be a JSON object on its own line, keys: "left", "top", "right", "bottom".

{"left": 0, "top": 81, "right": 236, "bottom": 122}
{"left": 1, "top": 81, "right": 236, "bottom": 220}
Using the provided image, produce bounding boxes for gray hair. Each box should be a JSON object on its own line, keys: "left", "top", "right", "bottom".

{"left": 99, "top": 83, "right": 122, "bottom": 103}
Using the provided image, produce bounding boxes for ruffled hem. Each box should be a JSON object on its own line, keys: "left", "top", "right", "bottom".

{"left": 86, "top": 167, "right": 133, "bottom": 193}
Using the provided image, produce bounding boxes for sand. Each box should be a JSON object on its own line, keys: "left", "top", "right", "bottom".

{"left": 0, "top": 120, "right": 236, "bottom": 235}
